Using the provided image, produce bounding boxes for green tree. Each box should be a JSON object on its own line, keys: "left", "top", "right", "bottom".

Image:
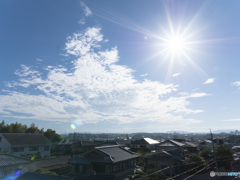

{"left": 44, "top": 129, "right": 62, "bottom": 143}
{"left": 0, "top": 120, "right": 10, "bottom": 133}
{"left": 187, "top": 153, "right": 204, "bottom": 164}
{"left": 11, "top": 122, "right": 27, "bottom": 133}
{"left": 216, "top": 145, "right": 233, "bottom": 171}
{"left": 199, "top": 148, "right": 211, "bottom": 160}
{"left": 25, "top": 123, "right": 44, "bottom": 134}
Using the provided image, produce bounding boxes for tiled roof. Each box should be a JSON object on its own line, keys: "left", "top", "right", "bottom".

{"left": 158, "top": 139, "right": 185, "bottom": 147}
{"left": 96, "top": 145, "right": 138, "bottom": 163}
{"left": 168, "top": 140, "right": 185, "bottom": 147}
{"left": 184, "top": 142, "right": 198, "bottom": 148}
{"left": 69, "top": 145, "right": 138, "bottom": 164}
{"left": 0, "top": 154, "right": 30, "bottom": 167}
{"left": 1, "top": 133, "right": 51, "bottom": 146}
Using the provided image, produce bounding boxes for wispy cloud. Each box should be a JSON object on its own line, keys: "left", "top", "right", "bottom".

{"left": 78, "top": 18, "right": 85, "bottom": 25}
{"left": 188, "top": 92, "right": 209, "bottom": 98}
{"left": 80, "top": 2, "right": 92, "bottom": 17}
{"left": 172, "top": 73, "right": 181, "bottom": 77}
{"left": 36, "top": 58, "right": 43, "bottom": 62}
{"left": 203, "top": 78, "right": 215, "bottom": 84}
{"left": 140, "top": 73, "right": 148, "bottom": 77}
{"left": 232, "top": 81, "right": 240, "bottom": 87}
{"left": 223, "top": 118, "right": 240, "bottom": 122}
{"left": 0, "top": 27, "right": 206, "bottom": 125}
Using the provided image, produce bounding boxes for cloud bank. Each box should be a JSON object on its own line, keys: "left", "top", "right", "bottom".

{"left": 0, "top": 27, "right": 206, "bottom": 125}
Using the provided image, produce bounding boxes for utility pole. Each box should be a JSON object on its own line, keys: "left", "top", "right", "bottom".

{"left": 210, "top": 129, "right": 218, "bottom": 173}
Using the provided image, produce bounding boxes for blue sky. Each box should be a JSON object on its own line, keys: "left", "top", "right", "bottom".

{"left": 1, "top": 0, "right": 240, "bottom": 133}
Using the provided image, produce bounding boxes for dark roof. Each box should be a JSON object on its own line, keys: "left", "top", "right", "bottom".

{"left": 96, "top": 145, "right": 138, "bottom": 163}
{"left": 1, "top": 133, "right": 51, "bottom": 146}
{"left": 97, "top": 141, "right": 119, "bottom": 147}
{"left": 0, "top": 154, "right": 31, "bottom": 167}
{"left": 69, "top": 145, "right": 138, "bottom": 164}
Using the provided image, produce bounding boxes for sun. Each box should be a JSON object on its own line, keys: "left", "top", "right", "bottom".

{"left": 166, "top": 35, "right": 186, "bottom": 54}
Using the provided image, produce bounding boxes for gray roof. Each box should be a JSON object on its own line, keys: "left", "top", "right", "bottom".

{"left": 1, "top": 133, "right": 51, "bottom": 146}
{"left": 0, "top": 154, "right": 31, "bottom": 167}
{"left": 184, "top": 142, "right": 198, "bottom": 148}
{"left": 158, "top": 139, "right": 185, "bottom": 147}
{"left": 69, "top": 145, "right": 138, "bottom": 164}
{"left": 96, "top": 145, "right": 138, "bottom": 163}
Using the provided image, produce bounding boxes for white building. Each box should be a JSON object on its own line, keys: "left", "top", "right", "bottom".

{"left": 0, "top": 133, "right": 51, "bottom": 157}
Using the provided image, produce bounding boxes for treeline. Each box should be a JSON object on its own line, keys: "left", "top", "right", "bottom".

{"left": 0, "top": 120, "right": 62, "bottom": 143}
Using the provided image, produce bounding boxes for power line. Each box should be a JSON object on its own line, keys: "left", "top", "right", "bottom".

{"left": 141, "top": 166, "right": 170, "bottom": 180}
{"left": 172, "top": 159, "right": 214, "bottom": 179}
{"left": 183, "top": 161, "right": 215, "bottom": 180}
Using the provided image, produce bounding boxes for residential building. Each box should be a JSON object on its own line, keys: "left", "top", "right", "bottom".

{"left": 131, "top": 138, "right": 160, "bottom": 152}
{"left": 0, "top": 133, "right": 51, "bottom": 157}
{"left": 69, "top": 145, "right": 138, "bottom": 180}
{"left": 145, "top": 150, "right": 184, "bottom": 176}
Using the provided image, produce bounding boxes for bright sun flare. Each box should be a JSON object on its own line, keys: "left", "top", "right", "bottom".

{"left": 166, "top": 36, "right": 186, "bottom": 53}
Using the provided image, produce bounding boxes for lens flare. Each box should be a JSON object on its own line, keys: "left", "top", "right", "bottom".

{"left": 70, "top": 124, "right": 76, "bottom": 129}
{"left": 14, "top": 171, "right": 21, "bottom": 176}
{"left": 70, "top": 120, "right": 84, "bottom": 130}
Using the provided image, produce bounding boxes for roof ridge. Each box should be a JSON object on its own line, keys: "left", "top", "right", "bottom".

{"left": 95, "top": 145, "right": 119, "bottom": 149}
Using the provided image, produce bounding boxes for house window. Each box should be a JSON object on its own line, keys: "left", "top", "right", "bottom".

{"left": 12, "top": 147, "right": 24, "bottom": 152}
{"left": 74, "top": 165, "right": 79, "bottom": 173}
{"left": 113, "top": 165, "right": 116, "bottom": 172}
{"left": 79, "top": 165, "right": 87, "bottom": 173}
{"left": 94, "top": 164, "right": 105, "bottom": 173}
{"left": 29, "top": 146, "right": 38, "bottom": 151}
{"left": 44, "top": 146, "right": 49, "bottom": 151}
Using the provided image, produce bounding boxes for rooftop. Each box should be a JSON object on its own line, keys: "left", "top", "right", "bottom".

{"left": 0, "top": 154, "right": 31, "bottom": 167}
{"left": 69, "top": 145, "right": 138, "bottom": 164}
{"left": 1, "top": 133, "right": 51, "bottom": 146}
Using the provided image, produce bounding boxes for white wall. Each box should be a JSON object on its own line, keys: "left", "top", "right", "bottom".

{"left": 0, "top": 134, "right": 11, "bottom": 154}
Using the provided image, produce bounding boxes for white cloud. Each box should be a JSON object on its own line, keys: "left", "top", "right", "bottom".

{"left": 140, "top": 73, "right": 148, "bottom": 77}
{"left": 36, "top": 58, "right": 43, "bottom": 62}
{"left": 232, "top": 81, "right": 240, "bottom": 87}
{"left": 203, "top": 78, "right": 215, "bottom": 84}
{"left": 0, "top": 27, "right": 206, "bottom": 125}
{"left": 172, "top": 73, "right": 181, "bottom": 77}
{"left": 223, "top": 118, "right": 240, "bottom": 122}
{"left": 78, "top": 18, "right": 85, "bottom": 25}
{"left": 188, "top": 92, "right": 209, "bottom": 98}
{"left": 80, "top": 2, "right": 92, "bottom": 17}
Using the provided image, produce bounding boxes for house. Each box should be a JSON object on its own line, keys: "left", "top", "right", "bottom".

{"left": 145, "top": 150, "right": 184, "bottom": 176}
{"left": 232, "top": 146, "right": 240, "bottom": 158}
{"left": 71, "top": 140, "right": 100, "bottom": 155}
{"left": 53, "top": 139, "right": 72, "bottom": 155}
{"left": 69, "top": 145, "right": 138, "bottom": 180}
{"left": 0, "top": 153, "right": 31, "bottom": 179}
{"left": 183, "top": 141, "right": 199, "bottom": 154}
{"left": 0, "top": 133, "right": 51, "bottom": 157}
{"left": 157, "top": 139, "right": 185, "bottom": 155}
{"left": 131, "top": 138, "right": 160, "bottom": 152}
